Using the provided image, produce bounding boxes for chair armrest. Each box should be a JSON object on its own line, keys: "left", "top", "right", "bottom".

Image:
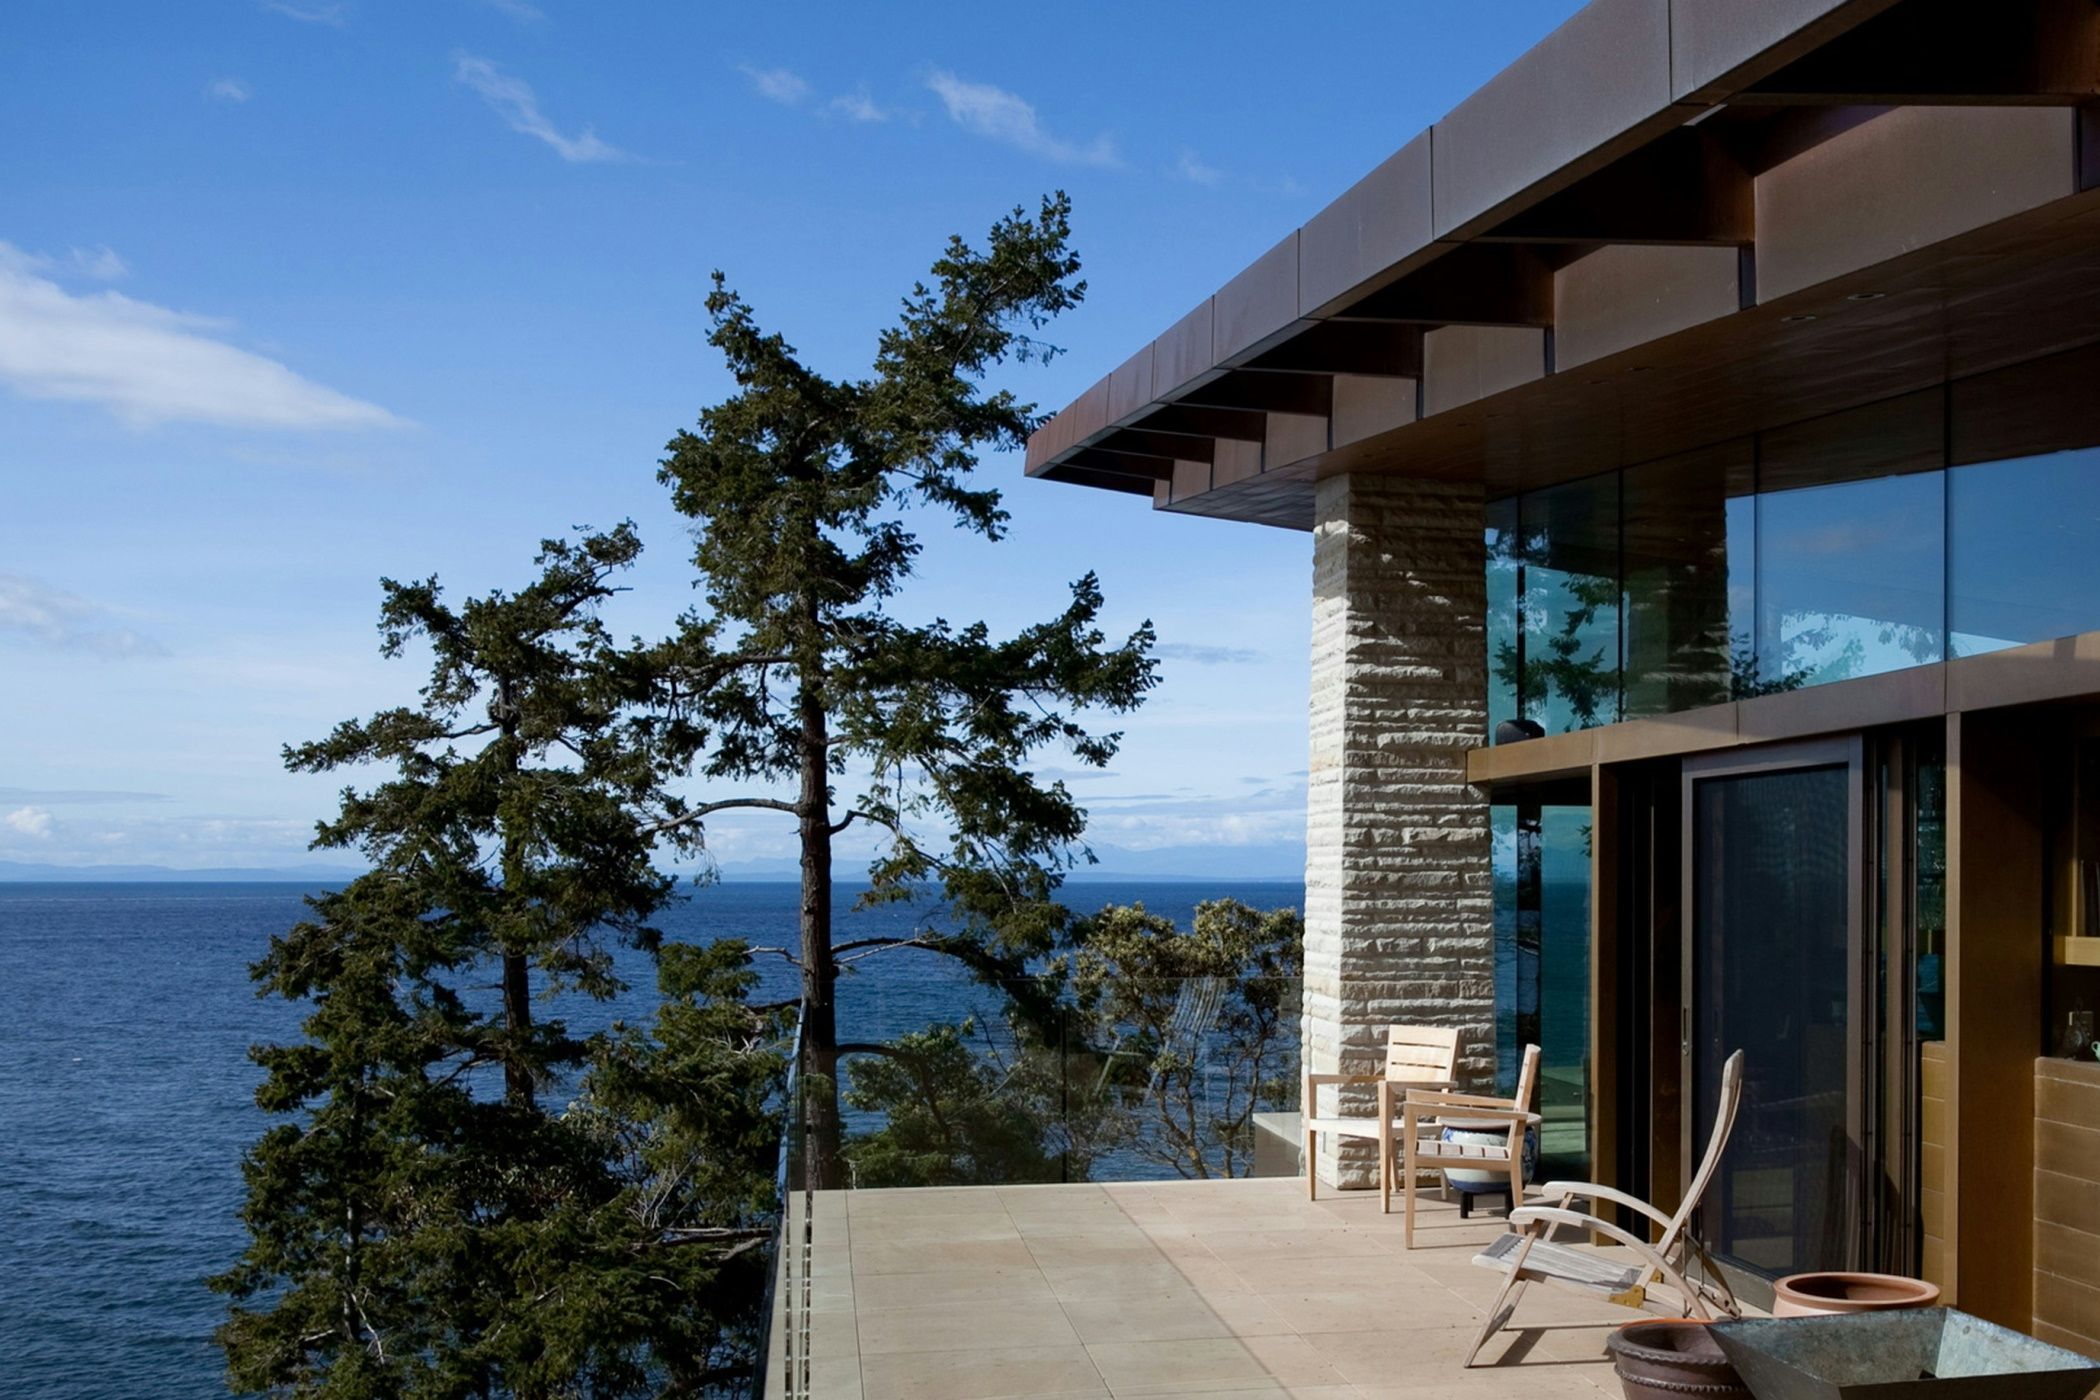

{"left": 1304, "top": 1072, "right": 1384, "bottom": 1087}
{"left": 1534, "top": 1180, "right": 1675, "bottom": 1232}
{"left": 1400, "top": 1100, "right": 1530, "bottom": 1129}
{"left": 1403, "top": 1088, "right": 1516, "bottom": 1110}
{"left": 1499, "top": 1205, "right": 1710, "bottom": 1318}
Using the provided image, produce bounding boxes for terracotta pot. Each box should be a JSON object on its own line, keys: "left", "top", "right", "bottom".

{"left": 1770, "top": 1270, "right": 1941, "bottom": 1317}
{"left": 1605, "top": 1319, "right": 1751, "bottom": 1400}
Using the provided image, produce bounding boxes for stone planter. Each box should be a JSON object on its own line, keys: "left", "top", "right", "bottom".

{"left": 1772, "top": 1271, "right": 1941, "bottom": 1318}
{"left": 1605, "top": 1319, "right": 1753, "bottom": 1400}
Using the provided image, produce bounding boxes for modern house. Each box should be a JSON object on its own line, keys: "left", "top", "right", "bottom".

{"left": 1023, "top": 0, "right": 2100, "bottom": 1351}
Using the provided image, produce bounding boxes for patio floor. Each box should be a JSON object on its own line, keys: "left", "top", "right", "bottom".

{"left": 789, "top": 1175, "right": 1664, "bottom": 1399}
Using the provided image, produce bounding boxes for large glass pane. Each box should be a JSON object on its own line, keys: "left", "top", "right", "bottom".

{"left": 1519, "top": 474, "right": 1622, "bottom": 733}
{"left": 1623, "top": 448, "right": 1740, "bottom": 717}
{"left": 1539, "top": 804, "right": 1591, "bottom": 1178}
{"left": 1692, "top": 764, "right": 1854, "bottom": 1277}
{"left": 1486, "top": 497, "right": 1522, "bottom": 733}
{"left": 1948, "top": 447, "right": 2100, "bottom": 657}
{"left": 1755, "top": 471, "right": 1944, "bottom": 689}
{"left": 1491, "top": 803, "right": 1533, "bottom": 1098}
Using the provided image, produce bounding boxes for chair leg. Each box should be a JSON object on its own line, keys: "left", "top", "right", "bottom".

{"left": 1379, "top": 1129, "right": 1391, "bottom": 1215}
{"left": 1402, "top": 1133, "right": 1417, "bottom": 1246}
{"left": 1464, "top": 1274, "right": 1530, "bottom": 1368}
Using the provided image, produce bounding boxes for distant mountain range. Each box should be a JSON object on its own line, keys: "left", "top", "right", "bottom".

{"left": 0, "top": 841, "right": 1306, "bottom": 885}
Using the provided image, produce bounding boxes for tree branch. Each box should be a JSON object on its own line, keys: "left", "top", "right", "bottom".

{"left": 644, "top": 797, "right": 798, "bottom": 835}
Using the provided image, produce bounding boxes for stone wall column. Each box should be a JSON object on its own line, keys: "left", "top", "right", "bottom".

{"left": 1304, "top": 472, "right": 1494, "bottom": 1188}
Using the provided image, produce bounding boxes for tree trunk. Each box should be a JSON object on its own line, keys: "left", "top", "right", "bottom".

{"left": 797, "top": 661, "right": 843, "bottom": 1188}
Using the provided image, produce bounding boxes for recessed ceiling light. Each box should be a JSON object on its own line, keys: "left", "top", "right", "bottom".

{"left": 1781, "top": 313, "right": 1819, "bottom": 323}
{"left": 1846, "top": 291, "right": 1887, "bottom": 302}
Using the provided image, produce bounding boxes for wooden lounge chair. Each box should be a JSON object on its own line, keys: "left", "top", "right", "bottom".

{"left": 1388, "top": 1043, "right": 1541, "bottom": 1241}
{"left": 1301, "top": 1025, "right": 1460, "bottom": 1201}
{"left": 1462, "top": 1048, "right": 1746, "bottom": 1368}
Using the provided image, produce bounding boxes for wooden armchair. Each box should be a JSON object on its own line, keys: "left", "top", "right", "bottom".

{"left": 1388, "top": 1043, "right": 1541, "bottom": 1244}
{"left": 1301, "top": 1025, "right": 1460, "bottom": 1201}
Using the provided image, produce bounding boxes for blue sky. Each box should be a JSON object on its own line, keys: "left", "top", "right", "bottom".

{"left": 0, "top": 0, "right": 1582, "bottom": 873}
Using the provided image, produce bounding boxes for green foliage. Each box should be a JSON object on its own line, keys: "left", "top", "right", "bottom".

{"left": 841, "top": 1020, "right": 1077, "bottom": 1187}
{"left": 213, "top": 528, "right": 788, "bottom": 1398}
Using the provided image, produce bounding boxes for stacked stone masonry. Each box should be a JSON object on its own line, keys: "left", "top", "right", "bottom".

{"left": 1304, "top": 472, "right": 1494, "bottom": 1188}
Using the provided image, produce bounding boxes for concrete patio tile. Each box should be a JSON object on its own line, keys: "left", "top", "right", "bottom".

{"left": 1220, "top": 1253, "right": 1437, "bottom": 1299}
{"left": 1118, "top": 1388, "right": 1364, "bottom": 1400}
{"left": 851, "top": 1213, "right": 1026, "bottom": 1245}
{"left": 1192, "top": 1228, "right": 1391, "bottom": 1264}
{"left": 1058, "top": 1289, "right": 1295, "bottom": 1344}
{"left": 848, "top": 1186, "right": 1014, "bottom": 1218}
{"left": 1084, "top": 1335, "right": 1348, "bottom": 1394}
{"left": 1258, "top": 1284, "right": 1483, "bottom": 1335}
{"left": 852, "top": 1266, "right": 1061, "bottom": 1313}
{"left": 852, "top": 1238, "right": 1041, "bottom": 1276}
{"left": 1041, "top": 1256, "right": 1219, "bottom": 1302}
{"left": 858, "top": 1343, "right": 1108, "bottom": 1400}
{"left": 806, "top": 1354, "right": 866, "bottom": 1399}
{"left": 857, "top": 1299, "right": 1085, "bottom": 1356}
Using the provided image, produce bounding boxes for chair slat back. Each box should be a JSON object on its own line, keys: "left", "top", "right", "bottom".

{"left": 1511, "top": 1043, "right": 1542, "bottom": 1113}
{"left": 1385, "top": 1025, "right": 1461, "bottom": 1084}
{"left": 1665, "top": 1049, "right": 1747, "bottom": 1244}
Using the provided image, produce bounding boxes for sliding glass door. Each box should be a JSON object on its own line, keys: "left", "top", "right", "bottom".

{"left": 1682, "top": 740, "right": 1864, "bottom": 1284}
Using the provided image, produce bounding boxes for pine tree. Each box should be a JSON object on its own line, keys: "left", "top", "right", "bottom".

{"left": 654, "top": 193, "right": 1156, "bottom": 1185}
{"left": 213, "top": 526, "right": 787, "bottom": 1397}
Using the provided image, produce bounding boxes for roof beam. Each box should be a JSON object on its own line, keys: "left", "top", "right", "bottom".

{"left": 1336, "top": 243, "right": 1556, "bottom": 325}
{"left": 1065, "top": 446, "right": 1175, "bottom": 481}
{"left": 1244, "top": 321, "right": 1424, "bottom": 376}
{"left": 1098, "top": 429, "right": 1215, "bottom": 462}
{"left": 1175, "top": 369, "right": 1335, "bottom": 416}
{"left": 1475, "top": 129, "right": 1754, "bottom": 246}
{"left": 1037, "top": 463, "right": 1156, "bottom": 496}
{"left": 1742, "top": 0, "right": 2100, "bottom": 105}
{"left": 1128, "top": 403, "right": 1269, "bottom": 442}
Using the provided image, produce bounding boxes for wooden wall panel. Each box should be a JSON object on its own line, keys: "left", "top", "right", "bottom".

{"left": 1920, "top": 1038, "right": 1950, "bottom": 1290}
{"left": 2035, "top": 1057, "right": 2100, "bottom": 1358}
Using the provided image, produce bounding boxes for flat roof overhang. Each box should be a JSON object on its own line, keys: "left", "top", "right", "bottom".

{"left": 1024, "top": 0, "right": 2100, "bottom": 529}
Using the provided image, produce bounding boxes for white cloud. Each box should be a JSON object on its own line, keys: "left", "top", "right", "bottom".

{"left": 262, "top": 0, "right": 347, "bottom": 25}
{"left": 0, "top": 572, "right": 167, "bottom": 658}
{"left": 1175, "top": 150, "right": 1225, "bottom": 187}
{"left": 3, "top": 807, "right": 54, "bottom": 840}
{"left": 0, "top": 242, "right": 401, "bottom": 430}
{"left": 66, "top": 245, "right": 128, "bottom": 279}
{"left": 741, "top": 64, "right": 812, "bottom": 106}
{"left": 1156, "top": 641, "right": 1261, "bottom": 664}
{"left": 206, "top": 77, "right": 252, "bottom": 103}
{"left": 924, "top": 71, "right": 1119, "bottom": 167}
{"left": 826, "top": 87, "right": 891, "bottom": 123}
{"left": 453, "top": 54, "right": 629, "bottom": 163}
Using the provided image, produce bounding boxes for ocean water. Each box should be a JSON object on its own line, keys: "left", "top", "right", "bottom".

{"left": 0, "top": 878, "right": 1300, "bottom": 1399}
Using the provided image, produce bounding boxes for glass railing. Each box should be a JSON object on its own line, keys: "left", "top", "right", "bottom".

{"left": 754, "top": 1014, "right": 807, "bottom": 1400}
{"left": 798, "top": 976, "right": 1305, "bottom": 1191}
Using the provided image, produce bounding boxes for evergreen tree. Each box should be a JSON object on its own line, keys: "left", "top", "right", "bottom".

{"left": 213, "top": 526, "right": 787, "bottom": 1397}
{"left": 653, "top": 193, "right": 1156, "bottom": 1185}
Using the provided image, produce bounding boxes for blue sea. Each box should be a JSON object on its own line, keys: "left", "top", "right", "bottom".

{"left": 0, "top": 878, "right": 1301, "bottom": 1399}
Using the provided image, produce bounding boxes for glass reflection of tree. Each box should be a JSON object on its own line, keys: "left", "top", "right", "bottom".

{"left": 1493, "top": 561, "right": 1620, "bottom": 730}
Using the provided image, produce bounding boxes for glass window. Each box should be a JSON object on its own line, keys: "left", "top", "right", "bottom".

{"left": 1623, "top": 448, "right": 1742, "bottom": 717}
{"left": 1538, "top": 804, "right": 1591, "bottom": 1178}
{"left": 1948, "top": 447, "right": 2100, "bottom": 657}
{"left": 1486, "top": 497, "right": 1521, "bottom": 733}
{"left": 1518, "top": 474, "right": 1622, "bottom": 733}
{"left": 1755, "top": 470, "right": 1945, "bottom": 689}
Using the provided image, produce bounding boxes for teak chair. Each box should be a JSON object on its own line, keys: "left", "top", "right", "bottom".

{"left": 1389, "top": 1042, "right": 1541, "bottom": 1241}
{"left": 1462, "top": 1048, "right": 1747, "bottom": 1368}
{"left": 1301, "top": 1025, "right": 1461, "bottom": 1201}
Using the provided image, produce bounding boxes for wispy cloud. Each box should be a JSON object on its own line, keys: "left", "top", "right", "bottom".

{"left": 0, "top": 788, "right": 169, "bottom": 806}
{"left": 206, "top": 77, "right": 252, "bottom": 104}
{"left": 1156, "top": 641, "right": 1263, "bottom": 665}
{"left": 262, "top": 0, "right": 347, "bottom": 25}
{"left": 65, "top": 245, "right": 127, "bottom": 279}
{"left": 1175, "top": 150, "right": 1225, "bottom": 187}
{"left": 826, "top": 86, "right": 890, "bottom": 123}
{"left": 473, "top": 0, "right": 543, "bottom": 19}
{"left": 0, "top": 242, "right": 400, "bottom": 430}
{"left": 741, "top": 64, "right": 812, "bottom": 106}
{"left": 0, "top": 572, "right": 167, "bottom": 659}
{"left": 453, "top": 54, "right": 628, "bottom": 163}
{"left": 924, "top": 71, "right": 1119, "bottom": 167}
{"left": 3, "top": 807, "right": 54, "bottom": 840}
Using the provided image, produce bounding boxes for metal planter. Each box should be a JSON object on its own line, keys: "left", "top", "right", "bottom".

{"left": 1709, "top": 1308, "right": 2100, "bottom": 1400}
